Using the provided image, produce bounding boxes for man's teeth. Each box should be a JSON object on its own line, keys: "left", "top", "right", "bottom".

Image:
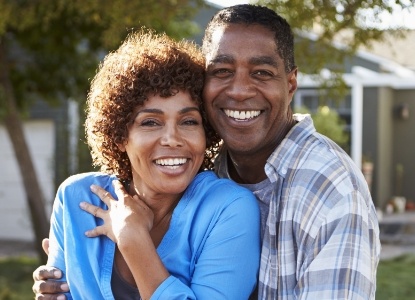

{"left": 224, "top": 109, "right": 260, "bottom": 120}
{"left": 155, "top": 158, "right": 187, "bottom": 169}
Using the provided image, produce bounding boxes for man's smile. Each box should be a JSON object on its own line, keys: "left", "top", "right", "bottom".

{"left": 223, "top": 109, "right": 262, "bottom": 121}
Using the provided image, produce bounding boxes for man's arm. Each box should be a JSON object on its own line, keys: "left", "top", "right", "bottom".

{"left": 32, "top": 238, "right": 69, "bottom": 300}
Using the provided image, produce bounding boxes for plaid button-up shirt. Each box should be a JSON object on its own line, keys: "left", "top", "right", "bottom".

{"left": 215, "top": 114, "right": 380, "bottom": 300}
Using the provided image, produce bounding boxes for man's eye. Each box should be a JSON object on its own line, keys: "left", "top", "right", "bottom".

{"left": 253, "top": 70, "right": 273, "bottom": 78}
{"left": 211, "top": 69, "right": 232, "bottom": 77}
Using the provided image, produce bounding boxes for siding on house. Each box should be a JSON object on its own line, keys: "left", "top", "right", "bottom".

{"left": 0, "top": 120, "right": 55, "bottom": 241}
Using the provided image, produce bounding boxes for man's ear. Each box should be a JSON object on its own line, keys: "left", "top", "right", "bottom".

{"left": 288, "top": 67, "right": 298, "bottom": 94}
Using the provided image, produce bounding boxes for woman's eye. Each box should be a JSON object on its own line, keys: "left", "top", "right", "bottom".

{"left": 182, "top": 118, "right": 199, "bottom": 126}
{"left": 140, "top": 119, "right": 159, "bottom": 126}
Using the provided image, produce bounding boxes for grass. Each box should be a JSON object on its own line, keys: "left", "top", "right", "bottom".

{"left": 1, "top": 254, "right": 415, "bottom": 299}
{"left": 0, "top": 256, "right": 39, "bottom": 300}
{"left": 376, "top": 254, "right": 415, "bottom": 300}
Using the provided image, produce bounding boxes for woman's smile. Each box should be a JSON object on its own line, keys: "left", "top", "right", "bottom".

{"left": 120, "top": 91, "right": 206, "bottom": 198}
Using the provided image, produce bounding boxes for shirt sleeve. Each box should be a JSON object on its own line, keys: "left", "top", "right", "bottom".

{"left": 151, "top": 189, "right": 261, "bottom": 300}
{"left": 46, "top": 185, "right": 73, "bottom": 299}
{"left": 296, "top": 190, "right": 380, "bottom": 299}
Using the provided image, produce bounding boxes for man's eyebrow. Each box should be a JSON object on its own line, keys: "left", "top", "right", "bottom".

{"left": 249, "top": 56, "right": 279, "bottom": 68}
{"left": 208, "top": 55, "right": 279, "bottom": 68}
{"left": 209, "top": 55, "right": 235, "bottom": 64}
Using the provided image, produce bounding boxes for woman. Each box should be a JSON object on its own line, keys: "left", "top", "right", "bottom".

{"left": 45, "top": 29, "right": 260, "bottom": 299}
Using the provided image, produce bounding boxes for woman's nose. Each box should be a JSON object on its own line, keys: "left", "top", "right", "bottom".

{"left": 160, "top": 126, "right": 184, "bottom": 147}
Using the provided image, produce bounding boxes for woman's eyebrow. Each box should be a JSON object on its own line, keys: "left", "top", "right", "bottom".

{"left": 136, "top": 106, "right": 200, "bottom": 115}
{"left": 180, "top": 107, "right": 200, "bottom": 114}
{"left": 136, "top": 108, "right": 163, "bottom": 115}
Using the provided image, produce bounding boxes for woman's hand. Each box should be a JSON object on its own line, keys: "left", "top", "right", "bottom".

{"left": 80, "top": 180, "right": 154, "bottom": 245}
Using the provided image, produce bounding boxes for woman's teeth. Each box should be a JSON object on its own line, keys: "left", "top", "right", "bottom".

{"left": 155, "top": 158, "right": 187, "bottom": 169}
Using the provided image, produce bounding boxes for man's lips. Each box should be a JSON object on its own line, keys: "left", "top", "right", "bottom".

{"left": 223, "top": 109, "right": 261, "bottom": 121}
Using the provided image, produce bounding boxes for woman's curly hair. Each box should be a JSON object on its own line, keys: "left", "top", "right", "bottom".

{"left": 85, "top": 29, "right": 221, "bottom": 181}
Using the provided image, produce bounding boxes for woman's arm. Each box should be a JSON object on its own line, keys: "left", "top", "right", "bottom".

{"left": 83, "top": 180, "right": 260, "bottom": 300}
{"left": 81, "top": 181, "right": 170, "bottom": 299}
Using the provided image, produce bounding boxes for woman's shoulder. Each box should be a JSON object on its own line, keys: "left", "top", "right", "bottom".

{"left": 61, "top": 172, "right": 115, "bottom": 185}
{"left": 58, "top": 172, "right": 117, "bottom": 195}
{"left": 189, "top": 171, "right": 258, "bottom": 207}
{"left": 192, "top": 170, "right": 246, "bottom": 189}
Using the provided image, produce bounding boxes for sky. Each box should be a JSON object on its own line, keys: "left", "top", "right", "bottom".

{"left": 206, "top": 0, "right": 415, "bottom": 29}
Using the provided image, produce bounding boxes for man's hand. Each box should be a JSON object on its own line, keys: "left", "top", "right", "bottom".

{"left": 33, "top": 238, "right": 69, "bottom": 300}
{"left": 41, "top": 238, "right": 50, "bottom": 256}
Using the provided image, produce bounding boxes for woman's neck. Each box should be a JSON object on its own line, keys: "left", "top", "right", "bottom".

{"left": 128, "top": 180, "right": 181, "bottom": 230}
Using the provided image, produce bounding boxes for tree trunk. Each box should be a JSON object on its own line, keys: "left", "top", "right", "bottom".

{"left": 0, "top": 40, "right": 49, "bottom": 263}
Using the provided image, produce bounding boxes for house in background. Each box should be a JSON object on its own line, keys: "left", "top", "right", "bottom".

{"left": 295, "top": 44, "right": 415, "bottom": 209}
{"left": 0, "top": 99, "right": 78, "bottom": 241}
{"left": 290, "top": 29, "right": 415, "bottom": 209}
{"left": 1, "top": 3, "right": 414, "bottom": 242}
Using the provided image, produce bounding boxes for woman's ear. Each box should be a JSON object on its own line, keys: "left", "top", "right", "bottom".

{"left": 117, "top": 142, "right": 126, "bottom": 152}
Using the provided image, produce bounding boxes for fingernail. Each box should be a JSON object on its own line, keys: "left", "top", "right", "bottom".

{"left": 57, "top": 295, "right": 66, "bottom": 300}
{"left": 90, "top": 185, "right": 97, "bottom": 192}
{"left": 53, "top": 270, "right": 62, "bottom": 277}
{"left": 61, "top": 283, "right": 69, "bottom": 290}
{"left": 79, "top": 202, "right": 86, "bottom": 209}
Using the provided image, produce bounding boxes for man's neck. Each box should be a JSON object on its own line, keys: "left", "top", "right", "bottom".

{"left": 226, "top": 115, "right": 296, "bottom": 184}
{"left": 227, "top": 151, "right": 268, "bottom": 184}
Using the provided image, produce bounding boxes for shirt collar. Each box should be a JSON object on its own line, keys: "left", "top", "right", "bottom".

{"left": 215, "top": 114, "right": 315, "bottom": 182}
{"left": 265, "top": 114, "right": 315, "bottom": 181}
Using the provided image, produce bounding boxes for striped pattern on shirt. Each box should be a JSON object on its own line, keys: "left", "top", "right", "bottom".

{"left": 215, "top": 114, "right": 381, "bottom": 300}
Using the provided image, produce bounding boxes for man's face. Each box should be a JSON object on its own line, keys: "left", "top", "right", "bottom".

{"left": 203, "top": 24, "right": 297, "bottom": 157}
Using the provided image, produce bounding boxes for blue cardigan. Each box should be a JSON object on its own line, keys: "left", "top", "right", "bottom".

{"left": 47, "top": 171, "right": 260, "bottom": 299}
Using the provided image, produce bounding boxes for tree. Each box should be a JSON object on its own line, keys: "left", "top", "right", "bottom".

{"left": 294, "top": 105, "right": 349, "bottom": 151}
{"left": 0, "top": 0, "right": 204, "bottom": 262}
{"left": 257, "top": 0, "right": 414, "bottom": 98}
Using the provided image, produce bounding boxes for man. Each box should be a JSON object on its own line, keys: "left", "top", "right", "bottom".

{"left": 34, "top": 4, "right": 380, "bottom": 299}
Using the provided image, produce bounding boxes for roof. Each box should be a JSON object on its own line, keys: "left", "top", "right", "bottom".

{"left": 360, "top": 30, "right": 415, "bottom": 71}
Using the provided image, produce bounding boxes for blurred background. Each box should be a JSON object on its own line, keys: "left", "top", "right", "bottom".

{"left": 0, "top": 0, "right": 414, "bottom": 298}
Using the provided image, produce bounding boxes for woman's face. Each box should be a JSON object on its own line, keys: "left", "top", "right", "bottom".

{"left": 118, "top": 90, "right": 206, "bottom": 199}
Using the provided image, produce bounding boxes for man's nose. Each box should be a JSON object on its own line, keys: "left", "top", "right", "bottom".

{"left": 225, "top": 72, "right": 256, "bottom": 101}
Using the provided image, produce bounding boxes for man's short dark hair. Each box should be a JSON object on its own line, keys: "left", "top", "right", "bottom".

{"left": 202, "top": 4, "right": 295, "bottom": 73}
